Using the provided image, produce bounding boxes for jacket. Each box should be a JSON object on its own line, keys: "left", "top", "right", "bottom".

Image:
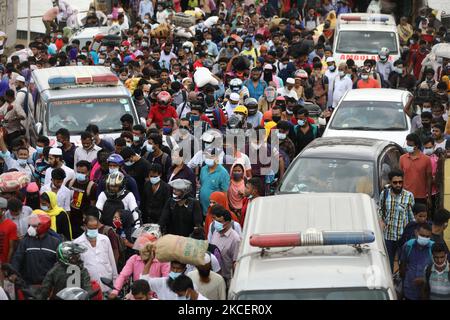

{"left": 11, "top": 233, "right": 61, "bottom": 285}
{"left": 140, "top": 180, "right": 171, "bottom": 223}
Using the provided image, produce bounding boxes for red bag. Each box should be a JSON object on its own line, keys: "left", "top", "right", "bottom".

{"left": 0, "top": 171, "right": 30, "bottom": 192}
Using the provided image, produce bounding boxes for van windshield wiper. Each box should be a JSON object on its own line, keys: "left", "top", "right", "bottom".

{"left": 379, "top": 127, "right": 407, "bottom": 131}
{"left": 334, "top": 126, "right": 378, "bottom": 130}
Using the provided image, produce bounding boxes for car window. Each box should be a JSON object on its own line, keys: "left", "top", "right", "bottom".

{"left": 329, "top": 101, "right": 407, "bottom": 130}
{"left": 336, "top": 31, "right": 398, "bottom": 55}
{"left": 279, "top": 158, "right": 374, "bottom": 197}
{"left": 379, "top": 148, "right": 401, "bottom": 190}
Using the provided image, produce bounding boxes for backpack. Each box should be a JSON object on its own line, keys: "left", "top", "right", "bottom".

{"left": 101, "top": 191, "right": 129, "bottom": 226}
{"left": 100, "top": 225, "right": 127, "bottom": 269}
{"left": 399, "top": 239, "right": 434, "bottom": 279}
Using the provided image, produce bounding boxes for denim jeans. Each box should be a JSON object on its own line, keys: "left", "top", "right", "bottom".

{"left": 385, "top": 239, "right": 399, "bottom": 272}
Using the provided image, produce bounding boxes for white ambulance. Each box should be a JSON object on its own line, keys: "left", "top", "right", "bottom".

{"left": 333, "top": 13, "right": 401, "bottom": 67}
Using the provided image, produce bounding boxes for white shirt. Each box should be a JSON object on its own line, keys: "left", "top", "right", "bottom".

{"left": 4, "top": 154, "right": 34, "bottom": 179}
{"left": 188, "top": 150, "right": 225, "bottom": 169}
{"left": 162, "top": 135, "right": 179, "bottom": 151}
{"left": 73, "top": 145, "right": 101, "bottom": 170}
{"left": 44, "top": 165, "right": 75, "bottom": 186}
{"left": 73, "top": 233, "right": 118, "bottom": 293}
{"left": 0, "top": 287, "right": 8, "bottom": 300}
{"left": 325, "top": 69, "right": 338, "bottom": 107}
{"left": 96, "top": 191, "right": 138, "bottom": 213}
{"left": 225, "top": 101, "right": 238, "bottom": 118}
{"left": 5, "top": 206, "right": 33, "bottom": 238}
{"left": 277, "top": 87, "right": 299, "bottom": 100}
{"left": 435, "top": 139, "right": 447, "bottom": 151}
{"left": 140, "top": 275, "right": 179, "bottom": 300}
{"left": 40, "top": 184, "right": 72, "bottom": 212}
{"left": 332, "top": 75, "right": 353, "bottom": 108}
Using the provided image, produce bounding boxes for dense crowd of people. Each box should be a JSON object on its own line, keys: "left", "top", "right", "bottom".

{"left": 0, "top": 0, "right": 449, "bottom": 300}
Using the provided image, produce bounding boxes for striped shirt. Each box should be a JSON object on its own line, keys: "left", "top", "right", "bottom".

{"left": 378, "top": 188, "right": 415, "bottom": 241}
{"left": 204, "top": 104, "right": 228, "bottom": 128}
{"left": 426, "top": 264, "right": 450, "bottom": 300}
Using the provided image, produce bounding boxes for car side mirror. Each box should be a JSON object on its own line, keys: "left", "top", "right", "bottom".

{"left": 35, "top": 122, "right": 42, "bottom": 135}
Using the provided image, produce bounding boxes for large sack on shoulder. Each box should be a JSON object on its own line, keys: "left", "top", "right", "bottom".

{"left": 0, "top": 171, "right": 30, "bottom": 192}
{"left": 204, "top": 16, "right": 219, "bottom": 28}
{"left": 194, "top": 67, "right": 219, "bottom": 88}
{"left": 155, "top": 234, "right": 208, "bottom": 265}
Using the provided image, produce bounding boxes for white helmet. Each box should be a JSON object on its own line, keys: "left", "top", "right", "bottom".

{"left": 230, "top": 78, "right": 243, "bottom": 92}
{"left": 378, "top": 47, "right": 390, "bottom": 61}
{"left": 182, "top": 41, "right": 194, "bottom": 53}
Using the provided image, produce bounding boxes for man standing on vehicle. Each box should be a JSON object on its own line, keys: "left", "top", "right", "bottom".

{"left": 379, "top": 169, "right": 415, "bottom": 271}
{"left": 0, "top": 90, "right": 26, "bottom": 148}
{"left": 400, "top": 133, "right": 432, "bottom": 207}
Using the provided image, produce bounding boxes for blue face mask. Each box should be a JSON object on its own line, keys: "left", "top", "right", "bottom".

{"left": 109, "top": 168, "right": 119, "bottom": 174}
{"left": 41, "top": 205, "right": 49, "bottom": 211}
{"left": 404, "top": 146, "right": 415, "bottom": 154}
{"left": 86, "top": 229, "right": 98, "bottom": 239}
{"left": 297, "top": 119, "right": 306, "bottom": 126}
{"left": 169, "top": 271, "right": 182, "bottom": 280}
{"left": 125, "top": 161, "right": 133, "bottom": 167}
{"left": 17, "top": 159, "right": 28, "bottom": 166}
{"left": 214, "top": 220, "right": 224, "bottom": 232}
{"left": 190, "top": 115, "right": 200, "bottom": 122}
{"left": 146, "top": 144, "right": 154, "bottom": 153}
{"left": 205, "top": 158, "right": 215, "bottom": 167}
{"left": 36, "top": 146, "right": 44, "bottom": 154}
{"left": 76, "top": 173, "right": 87, "bottom": 182}
{"left": 163, "top": 127, "right": 172, "bottom": 135}
{"left": 417, "top": 235, "right": 430, "bottom": 246}
{"left": 133, "top": 135, "right": 140, "bottom": 142}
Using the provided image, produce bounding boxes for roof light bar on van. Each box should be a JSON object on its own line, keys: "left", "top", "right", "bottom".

{"left": 48, "top": 75, "right": 76, "bottom": 88}
{"left": 48, "top": 74, "right": 118, "bottom": 88}
{"left": 249, "top": 229, "right": 375, "bottom": 248}
{"left": 340, "top": 15, "right": 390, "bottom": 23}
{"left": 92, "top": 74, "right": 119, "bottom": 85}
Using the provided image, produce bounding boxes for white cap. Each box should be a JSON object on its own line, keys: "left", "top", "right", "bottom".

{"left": 229, "top": 92, "right": 240, "bottom": 102}
{"left": 49, "top": 147, "right": 63, "bottom": 156}
{"left": 326, "top": 57, "right": 335, "bottom": 63}
{"left": 286, "top": 78, "right": 295, "bottom": 85}
{"left": 182, "top": 77, "right": 192, "bottom": 84}
{"left": 16, "top": 75, "right": 25, "bottom": 83}
{"left": 263, "top": 64, "right": 273, "bottom": 70}
{"left": 203, "top": 253, "right": 211, "bottom": 265}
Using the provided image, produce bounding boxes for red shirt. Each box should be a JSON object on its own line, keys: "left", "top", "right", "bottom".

{"left": 0, "top": 218, "right": 18, "bottom": 263}
{"left": 399, "top": 152, "right": 432, "bottom": 199}
{"left": 357, "top": 78, "right": 381, "bottom": 89}
{"left": 193, "top": 60, "right": 204, "bottom": 70}
{"left": 147, "top": 104, "right": 178, "bottom": 128}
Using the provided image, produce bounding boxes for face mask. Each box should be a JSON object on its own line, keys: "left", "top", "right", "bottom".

{"left": 434, "top": 257, "right": 448, "bottom": 268}
{"left": 113, "top": 220, "right": 122, "bottom": 229}
{"left": 328, "top": 65, "right": 335, "bottom": 71}
{"left": 142, "top": 42, "right": 148, "bottom": 47}
{"left": 272, "top": 116, "right": 281, "bottom": 123}
{"left": 169, "top": 271, "right": 182, "bottom": 280}
{"left": 172, "top": 158, "right": 183, "bottom": 166}
{"left": 86, "top": 229, "right": 98, "bottom": 239}
{"left": 178, "top": 294, "right": 190, "bottom": 301}
{"left": 422, "top": 108, "right": 432, "bottom": 113}
{"left": 133, "top": 135, "right": 141, "bottom": 142}
{"left": 17, "top": 159, "right": 28, "bottom": 166}
{"left": 417, "top": 235, "right": 430, "bottom": 246}
{"left": 297, "top": 119, "right": 306, "bottom": 126}
{"left": 97, "top": 58, "right": 105, "bottom": 65}
{"left": 41, "top": 205, "right": 49, "bottom": 211}
{"left": 396, "top": 67, "right": 403, "bottom": 74}
{"left": 277, "top": 132, "right": 286, "bottom": 140}
{"left": 286, "top": 108, "right": 293, "bottom": 115}
{"left": 205, "top": 158, "right": 215, "bottom": 167}
{"left": 163, "top": 127, "right": 172, "bottom": 135}
{"left": 36, "top": 146, "right": 44, "bottom": 154}
{"left": 339, "top": 71, "right": 345, "bottom": 77}
{"left": 126, "top": 142, "right": 132, "bottom": 147}
{"left": 214, "top": 220, "right": 224, "bottom": 232}
{"left": 232, "top": 172, "right": 243, "bottom": 181}
{"left": 76, "top": 173, "right": 87, "bottom": 182}
{"left": 109, "top": 168, "right": 119, "bottom": 174}
{"left": 379, "top": 55, "right": 387, "bottom": 61}
{"left": 190, "top": 115, "right": 200, "bottom": 122}
{"left": 56, "top": 141, "right": 63, "bottom": 148}
{"left": 146, "top": 144, "right": 154, "bottom": 153}
{"left": 143, "top": 19, "right": 149, "bottom": 24}
{"left": 423, "top": 148, "right": 434, "bottom": 155}
{"left": 404, "top": 146, "right": 415, "bottom": 154}
{"left": 125, "top": 161, "right": 133, "bottom": 167}
{"left": 173, "top": 193, "right": 182, "bottom": 202}
{"left": 361, "top": 74, "right": 369, "bottom": 80}
{"left": 150, "top": 176, "right": 161, "bottom": 184}
{"left": 27, "top": 226, "right": 37, "bottom": 237}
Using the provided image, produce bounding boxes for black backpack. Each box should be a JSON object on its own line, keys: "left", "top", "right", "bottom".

{"left": 101, "top": 191, "right": 129, "bottom": 226}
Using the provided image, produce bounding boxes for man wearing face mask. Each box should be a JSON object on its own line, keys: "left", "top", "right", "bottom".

{"left": 293, "top": 107, "right": 319, "bottom": 155}
{"left": 0, "top": 132, "right": 34, "bottom": 178}
{"left": 11, "top": 213, "right": 60, "bottom": 286}
{"left": 120, "top": 147, "right": 152, "bottom": 201}
{"left": 414, "top": 111, "right": 433, "bottom": 144}
{"left": 159, "top": 179, "right": 202, "bottom": 237}
{"left": 245, "top": 98, "right": 264, "bottom": 128}
{"left": 171, "top": 274, "right": 209, "bottom": 300}
{"left": 44, "top": 147, "right": 75, "bottom": 186}
{"left": 376, "top": 47, "right": 395, "bottom": 86}
{"left": 225, "top": 92, "right": 240, "bottom": 118}
{"left": 74, "top": 211, "right": 118, "bottom": 294}
{"left": 139, "top": 0, "right": 154, "bottom": 22}
{"left": 257, "top": 86, "right": 277, "bottom": 113}
{"left": 324, "top": 57, "right": 338, "bottom": 108}
{"left": 422, "top": 243, "right": 450, "bottom": 300}
{"left": 388, "top": 59, "right": 416, "bottom": 91}
{"left": 399, "top": 223, "right": 434, "bottom": 300}
{"left": 140, "top": 164, "right": 171, "bottom": 224}
{"left": 147, "top": 91, "right": 178, "bottom": 128}
{"left": 74, "top": 131, "right": 101, "bottom": 170}
{"left": 130, "top": 125, "right": 146, "bottom": 155}
{"left": 332, "top": 63, "right": 353, "bottom": 109}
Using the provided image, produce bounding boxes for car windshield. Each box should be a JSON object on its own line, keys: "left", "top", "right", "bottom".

{"left": 329, "top": 101, "right": 407, "bottom": 130}
{"left": 278, "top": 158, "right": 375, "bottom": 197}
{"left": 336, "top": 31, "right": 398, "bottom": 54}
{"left": 237, "top": 288, "right": 389, "bottom": 300}
{"left": 48, "top": 97, "right": 136, "bottom": 135}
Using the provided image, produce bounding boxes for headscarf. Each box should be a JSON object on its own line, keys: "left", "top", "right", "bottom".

{"left": 38, "top": 191, "right": 72, "bottom": 239}
{"left": 204, "top": 191, "right": 239, "bottom": 237}
{"left": 228, "top": 161, "right": 246, "bottom": 211}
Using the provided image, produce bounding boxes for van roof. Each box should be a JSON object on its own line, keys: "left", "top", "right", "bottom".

{"left": 32, "top": 66, "right": 120, "bottom": 93}
{"left": 231, "top": 193, "right": 392, "bottom": 293}
{"left": 337, "top": 13, "right": 396, "bottom": 26}
{"left": 71, "top": 26, "right": 111, "bottom": 40}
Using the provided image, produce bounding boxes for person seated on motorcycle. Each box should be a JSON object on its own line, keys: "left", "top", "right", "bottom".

{"left": 224, "top": 78, "right": 249, "bottom": 104}
{"left": 95, "top": 171, "right": 139, "bottom": 227}
{"left": 37, "top": 241, "right": 93, "bottom": 300}
{"left": 130, "top": 279, "right": 155, "bottom": 300}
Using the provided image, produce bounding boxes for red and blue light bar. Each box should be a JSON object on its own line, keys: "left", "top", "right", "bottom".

{"left": 250, "top": 230, "right": 375, "bottom": 248}
{"left": 340, "top": 15, "right": 390, "bottom": 23}
{"left": 48, "top": 74, "right": 119, "bottom": 88}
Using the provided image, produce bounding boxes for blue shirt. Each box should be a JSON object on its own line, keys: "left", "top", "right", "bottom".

{"left": 401, "top": 239, "right": 434, "bottom": 300}
{"left": 244, "top": 79, "right": 267, "bottom": 101}
{"left": 199, "top": 165, "right": 230, "bottom": 215}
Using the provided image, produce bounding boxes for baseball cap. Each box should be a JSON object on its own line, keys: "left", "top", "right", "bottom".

{"left": 49, "top": 147, "right": 63, "bottom": 156}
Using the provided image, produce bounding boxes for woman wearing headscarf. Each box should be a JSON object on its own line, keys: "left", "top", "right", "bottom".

{"left": 204, "top": 191, "right": 241, "bottom": 240}
{"left": 37, "top": 191, "right": 72, "bottom": 240}
{"left": 228, "top": 161, "right": 246, "bottom": 219}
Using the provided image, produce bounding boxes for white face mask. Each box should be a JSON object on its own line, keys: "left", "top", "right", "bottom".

{"left": 361, "top": 74, "right": 369, "bottom": 80}
{"left": 27, "top": 226, "right": 37, "bottom": 237}
{"left": 339, "top": 71, "right": 345, "bottom": 77}
{"left": 423, "top": 147, "right": 434, "bottom": 155}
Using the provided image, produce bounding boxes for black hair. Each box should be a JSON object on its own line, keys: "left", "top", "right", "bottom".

{"left": 148, "top": 134, "right": 163, "bottom": 148}
{"left": 388, "top": 169, "right": 404, "bottom": 181}
{"left": 422, "top": 137, "right": 435, "bottom": 145}
{"left": 163, "top": 117, "right": 175, "bottom": 126}
{"left": 76, "top": 160, "right": 92, "bottom": 171}
{"left": 7, "top": 197, "right": 23, "bottom": 212}
{"left": 413, "top": 203, "right": 427, "bottom": 215}
{"left": 149, "top": 163, "right": 163, "bottom": 175}
{"left": 132, "top": 124, "right": 146, "bottom": 134}
{"left": 120, "top": 114, "right": 134, "bottom": 123}
{"left": 114, "top": 137, "right": 126, "bottom": 147}
{"left": 5, "top": 89, "right": 15, "bottom": 99}
{"left": 189, "top": 227, "right": 205, "bottom": 240}
{"left": 416, "top": 222, "right": 432, "bottom": 232}
{"left": 406, "top": 133, "right": 421, "bottom": 148}
{"left": 421, "top": 111, "right": 433, "bottom": 120}
{"left": 85, "top": 124, "right": 100, "bottom": 135}
{"left": 246, "top": 177, "right": 264, "bottom": 196}
{"left": 170, "top": 274, "right": 194, "bottom": 292}
{"left": 432, "top": 242, "right": 448, "bottom": 255}
{"left": 56, "top": 128, "right": 70, "bottom": 140}
{"left": 276, "top": 120, "right": 291, "bottom": 131}
{"left": 131, "top": 279, "right": 151, "bottom": 296}
{"left": 80, "top": 131, "right": 93, "bottom": 141}
{"left": 432, "top": 123, "right": 445, "bottom": 133}
{"left": 295, "top": 107, "right": 308, "bottom": 116}
{"left": 37, "top": 135, "right": 50, "bottom": 146}
{"left": 211, "top": 204, "right": 232, "bottom": 222}
{"left": 432, "top": 208, "right": 450, "bottom": 226}
{"left": 51, "top": 167, "right": 66, "bottom": 180}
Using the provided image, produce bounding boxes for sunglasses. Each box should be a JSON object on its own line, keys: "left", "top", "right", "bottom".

{"left": 391, "top": 181, "right": 403, "bottom": 185}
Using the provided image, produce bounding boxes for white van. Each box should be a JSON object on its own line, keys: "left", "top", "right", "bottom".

{"left": 229, "top": 193, "right": 396, "bottom": 300}
{"left": 32, "top": 66, "right": 143, "bottom": 145}
{"left": 333, "top": 13, "right": 401, "bottom": 66}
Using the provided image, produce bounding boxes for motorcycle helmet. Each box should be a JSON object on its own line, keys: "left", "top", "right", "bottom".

{"left": 244, "top": 97, "right": 258, "bottom": 116}
{"left": 169, "top": 179, "right": 192, "bottom": 201}
{"left": 157, "top": 91, "right": 172, "bottom": 105}
{"left": 378, "top": 47, "right": 390, "bottom": 62}
{"left": 107, "top": 154, "right": 124, "bottom": 166}
{"left": 105, "top": 171, "right": 126, "bottom": 198}
{"left": 57, "top": 242, "right": 87, "bottom": 266}
{"left": 229, "top": 78, "right": 243, "bottom": 92}
{"left": 264, "top": 86, "right": 277, "bottom": 103}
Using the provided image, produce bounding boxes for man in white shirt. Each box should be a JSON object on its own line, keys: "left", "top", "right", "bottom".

{"left": 40, "top": 168, "right": 72, "bottom": 213}
{"left": 0, "top": 138, "right": 34, "bottom": 179}
{"left": 277, "top": 78, "right": 299, "bottom": 100}
{"left": 74, "top": 132, "right": 101, "bottom": 170}
{"left": 332, "top": 63, "right": 353, "bottom": 109}
{"left": 171, "top": 274, "right": 209, "bottom": 300}
{"left": 73, "top": 211, "right": 118, "bottom": 293}
{"left": 225, "top": 92, "right": 240, "bottom": 119}
{"left": 187, "top": 253, "right": 226, "bottom": 300}
{"left": 324, "top": 57, "right": 338, "bottom": 108}
{"left": 44, "top": 148, "right": 75, "bottom": 185}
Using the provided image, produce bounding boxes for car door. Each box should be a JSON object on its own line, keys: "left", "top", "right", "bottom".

{"left": 378, "top": 146, "right": 402, "bottom": 193}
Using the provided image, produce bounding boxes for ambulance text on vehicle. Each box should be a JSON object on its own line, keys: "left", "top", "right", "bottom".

{"left": 333, "top": 13, "right": 401, "bottom": 67}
